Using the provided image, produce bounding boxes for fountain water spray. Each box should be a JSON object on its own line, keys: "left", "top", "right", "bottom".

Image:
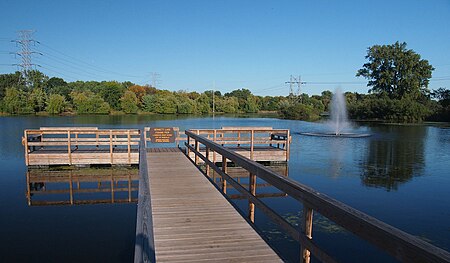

{"left": 328, "top": 88, "right": 350, "bottom": 135}
{"left": 298, "top": 87, "right": 370, "bottom": 137}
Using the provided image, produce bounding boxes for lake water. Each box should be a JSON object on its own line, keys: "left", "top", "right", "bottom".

{"left": 0, "top": 115, "right": 449, "bottom": 262}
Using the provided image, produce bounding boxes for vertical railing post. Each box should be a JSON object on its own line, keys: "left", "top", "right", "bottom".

{"left": 221, "top": 155, "right": 227, "bottom": 194}
{"left": 109, "top": 130, "right": 113, "bottom": 164}
{"left": 23, "top": 130, "right": 29, "bottom": 166}
{"left": 68, "top": 130, "right": 72, "bottom": 165}
{"left": 248, "top": 173, "right": 256, "bottom": 223}
{"left": 195, "top": 140, "right": 199, "bottom": 165}
{"left": 187, "top": 135, "right": 191, "bottom": 159}
{"left": 250, "top": 130, "right": 254, "bottom": 160}
{"left": 75, "top": 132, "right": 78, "bottom": 150}
{"left": 237, "top": 131, "right": 241, "bottom": 147}
{"left": 205, "top": 147, "right": 210, "bottom": 176}
{"left": 301, "top": 205, "right": 314, "bottom": 263}
{"left": 144, "top": 128, "right": 148, "bottom": 148}
{"left": 213, "top": 130, "right": 217, "bottom": 164}
{"left": 286, "top": 129, "right": 290, "bottom": 162}
{"left": 175, "top": 127, "right": 180, "bottom": 148}
{"left": 127, "top": 129, "right": 131, "bottom": 164}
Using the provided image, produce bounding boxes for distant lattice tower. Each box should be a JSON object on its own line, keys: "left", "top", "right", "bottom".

{"left": 13, "top": 30, "right": 39, "bottom": 86}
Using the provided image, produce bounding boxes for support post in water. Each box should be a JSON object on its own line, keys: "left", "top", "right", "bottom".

{"left": 301, "top": 205, "right": 313, "bottom": 263}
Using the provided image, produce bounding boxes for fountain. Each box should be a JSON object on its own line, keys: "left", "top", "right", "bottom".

{"left": 328, "top": 87, "right": 350, "bottom": 135}
{"left": 299, "top": 88, "right": 371, "bottom": 138}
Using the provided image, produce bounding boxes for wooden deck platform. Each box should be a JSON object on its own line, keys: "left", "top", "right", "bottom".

{"left": 23, "top": 128, "right": 140, "bottom": 166}
{"left": 146, "top": 149, "right": 282, "bottom": 262}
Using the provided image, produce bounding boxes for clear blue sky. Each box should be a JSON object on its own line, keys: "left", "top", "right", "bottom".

{"left": 1, "top": 0, "right": 449, "bottom": 96}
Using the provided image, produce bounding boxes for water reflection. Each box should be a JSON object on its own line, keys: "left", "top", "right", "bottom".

{"left": 26, "top": 168, "right": 138, "bottom": 206}
{"left": 362, "top": 125, "right": 426, "bottom": 191}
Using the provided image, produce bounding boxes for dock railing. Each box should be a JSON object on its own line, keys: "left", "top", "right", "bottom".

{"left": 185, "top": 130, "right": 450, "bottom": 263}
{"left": 134, "top": 132, "right": 156, "bottom": 263}
{"left": 23, "top": 127, "right": 140, "bottom": 166}
{"left": 187, "top": 127, "right": 291, "bottom": 162}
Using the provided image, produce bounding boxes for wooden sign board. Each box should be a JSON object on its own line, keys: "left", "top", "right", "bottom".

{"left": 149, "top": 127, "right": 175, "bottom": 143}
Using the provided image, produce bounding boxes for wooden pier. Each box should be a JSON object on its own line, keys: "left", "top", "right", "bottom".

{"left": 22, "top": 126, "right": 450, "bottom": 262}
{"left": 145, "top": 148, "right": 282, "bottom": 262}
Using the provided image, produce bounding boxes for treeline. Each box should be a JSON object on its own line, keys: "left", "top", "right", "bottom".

{"left": 0, "top": 70, "right": 287, "bottom": 115}
{"left": 281, "top": 90, "right": 450, "bottom": 122}
{"left": 0, "top": 70, "right": 449, "bottom": 122}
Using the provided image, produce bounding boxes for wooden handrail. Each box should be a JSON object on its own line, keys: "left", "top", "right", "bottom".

{"left": 134, "top": 132, "right": 156, "bottom": 263}
{"left": 185, "top": 130, "right": 450, "bottom": 263}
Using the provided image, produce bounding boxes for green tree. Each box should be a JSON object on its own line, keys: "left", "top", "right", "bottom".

{"left": 29, "top": 88, "right": 47, "bottom": 112}
{"left": 97, "top": 81, "right": 125, "bottom": 110}
{"left": 357, "top": 42, "right": 434, "bottom": 99}
{"left": 120, "top": 90, "right": 139, "bottom": 114}
{"left": 46, "top": 77, "right": 70, "bottom": 98}
{"left": 216, "top": 97, "right": 239, "bottom": 113}
{"left": 243, "top": 95, "right": 259, "bottom": 113}
{"left": 2, "top": 88, "right": 31, "bottom": 114}
{"left": 46, "top": 94, "right": 67, "bottom": 114}
{"left": 27, "top": 70, "right": 49, "bottom": 90}
{"left": 71, "top": 91, "right": 110, "bottom": 114}
{"left": 196, "top": 93, "right": 211, "bottom": 114}
{"left": 0, "top": 72, "right": 23, "bottom": 100}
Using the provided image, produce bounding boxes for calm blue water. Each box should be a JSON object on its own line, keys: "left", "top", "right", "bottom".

{"left": 0, "top": 115, "right": 449, "bottom": 262}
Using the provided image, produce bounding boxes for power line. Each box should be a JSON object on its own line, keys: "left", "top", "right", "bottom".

{"left": 38, "top": 42, "right": 148, "bottom": 79}
{"left": 35, "top": 52, "right": 107, "bottom": 79}
{"left": 38, "top": 65, "right": 77, "bottom": 82}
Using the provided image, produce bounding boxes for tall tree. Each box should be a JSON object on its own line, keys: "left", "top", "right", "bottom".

{"left": 356, "top": 42, "right": 434, "bottom": 99}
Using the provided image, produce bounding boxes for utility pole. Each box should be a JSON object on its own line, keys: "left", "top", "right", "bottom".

{"left": 285, "top": 75, "right": 306, "bottom": 102}
{"left": 12, "top": 30, "right": 40, "bottom": 87}
{"left": 212, "top": 81, "right": 215, "bottom": 117}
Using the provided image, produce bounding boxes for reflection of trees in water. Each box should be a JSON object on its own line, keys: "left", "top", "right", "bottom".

{"left": 362, "top": 125, "right": 426, "bottom": 191}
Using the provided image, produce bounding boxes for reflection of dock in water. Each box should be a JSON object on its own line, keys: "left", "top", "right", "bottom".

{"left": 26, "top": 168, "right": 138, "bottom": 206}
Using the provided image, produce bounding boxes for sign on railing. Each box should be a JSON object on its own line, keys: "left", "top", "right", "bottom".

{"left": 149, "top": 127, "right": 175, "bottom": 143}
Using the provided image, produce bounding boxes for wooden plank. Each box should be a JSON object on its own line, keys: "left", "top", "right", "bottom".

{"left": 146, "top": 151, "right": 281, "bottom": 262}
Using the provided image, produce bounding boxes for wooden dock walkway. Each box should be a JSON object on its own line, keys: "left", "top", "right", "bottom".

{"left": 146, "top": 148, "right": 282, "bottom": 262}
{"left": 22, "top": 127, "right": 450, "bottom": 262}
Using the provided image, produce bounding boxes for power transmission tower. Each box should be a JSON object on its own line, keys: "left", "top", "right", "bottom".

{"left": 12, "top": 30, "right": 41, "bottom": 87}
{"left": 150, "top": 72, "right": 161, "bottom": 88}
{"left": 285, "top": 75, "right": 306, "bottom": 102}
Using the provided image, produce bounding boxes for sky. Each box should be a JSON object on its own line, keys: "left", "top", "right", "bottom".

{"left": 1, "top": 0, "right": 449, "bottom": 96}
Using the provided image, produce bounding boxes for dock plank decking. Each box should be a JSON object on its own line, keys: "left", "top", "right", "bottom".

{"left": 146, "top": 149, "right": 282, "bottom": 263}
